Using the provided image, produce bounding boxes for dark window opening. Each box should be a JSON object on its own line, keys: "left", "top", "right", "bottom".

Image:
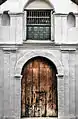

{"left": 2, "top": 11, "right": 10, "bottom": 26}
{"left": 26, "top": 10, "right": 51, "bottom": 40}
{"left": 67, "top": 12, "right": 76, "bottom": 28}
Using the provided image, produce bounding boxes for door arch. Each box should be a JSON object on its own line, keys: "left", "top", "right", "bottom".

{"left": 21, "top": 56, "right": 58, "bottom": 118}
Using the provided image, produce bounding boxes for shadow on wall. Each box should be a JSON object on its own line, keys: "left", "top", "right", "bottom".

{"left": 67, "top": 12, "right": 76, "bottom": 29}
{"left": 1, "top": 11, "right": 10, "bottom": 26}
{"left": 0, "top": 0, "right": 7, "bottom": 5}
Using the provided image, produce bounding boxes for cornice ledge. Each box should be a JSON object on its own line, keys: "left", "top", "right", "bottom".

{"left": 60, "top": 48, "right": 76, "bottom": 52}
{"left": 2, "top": 47, "right": 18, "bottom": 52}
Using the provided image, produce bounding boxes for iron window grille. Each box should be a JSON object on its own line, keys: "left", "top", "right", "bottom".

{"left": 26, "top": 10, "right": 51, "bottom": 40}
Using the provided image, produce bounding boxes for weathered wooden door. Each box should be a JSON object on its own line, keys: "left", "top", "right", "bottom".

{"left": 21, "top": 57, "right": 58, "bottom": 117}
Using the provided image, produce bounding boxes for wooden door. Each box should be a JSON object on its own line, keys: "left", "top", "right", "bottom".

{"left": 21, "top": 57, "right": 58, "bottom": 117}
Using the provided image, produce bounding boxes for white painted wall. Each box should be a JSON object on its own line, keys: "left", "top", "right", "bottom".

{"left": 0, "top": 0, "right": 78, "bottom": 44}
{"left": 0, "top": 0, "right": 78, "bottom": 13}
{"left": 55, "top": 14, "right": 78, "bottom": 44}
{"left": 0, "top": 14, "right": 23, "bottom": 44}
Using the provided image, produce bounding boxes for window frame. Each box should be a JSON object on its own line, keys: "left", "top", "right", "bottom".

{"left": 23, "top": 9, "right": 54, "bottom": 42}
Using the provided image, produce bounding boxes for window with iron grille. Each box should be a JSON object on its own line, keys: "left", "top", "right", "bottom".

{"left": 26, "top": 10, "right": 51, "bottom": 40}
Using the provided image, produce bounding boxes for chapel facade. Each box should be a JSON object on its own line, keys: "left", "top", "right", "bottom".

{"left": 0, "top": 0, "right": 78, "bottom": 119}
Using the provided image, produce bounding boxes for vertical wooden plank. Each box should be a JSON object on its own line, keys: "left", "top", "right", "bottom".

{"left": 21, "top": 76, "right": 25, "bottom": 117}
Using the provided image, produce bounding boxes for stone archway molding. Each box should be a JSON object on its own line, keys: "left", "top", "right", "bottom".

{"left": 23, "top": 0, "right": 55, "bottom": 11}
{"left": 14, "top": 51, "right": 64, "bottom": 119}
{"left": 14, "top": 50, "right": 64, "bottom": 77}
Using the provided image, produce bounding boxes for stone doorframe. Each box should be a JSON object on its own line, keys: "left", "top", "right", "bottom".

{"left": 14, "top": 50, "right": 64, "bottom": 119}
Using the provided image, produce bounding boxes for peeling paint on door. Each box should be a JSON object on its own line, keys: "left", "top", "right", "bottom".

{"left": 21, "top": 57, "right": 58, "bottom": 117}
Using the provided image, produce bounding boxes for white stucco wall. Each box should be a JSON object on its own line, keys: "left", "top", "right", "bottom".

{"left": 55, "top": 14, "right": 78, "bottom": 44}
{"left": 0, "top": 0, "right": 78, "bottom": 13}
{"left": 0, "top": 46, "right": 77, "bottom": 119}
{"left": 0, "top": 1, "right": 78, "bottom": 119}
{"left": 0, "top": 0, "right": 78, "bottom": 44}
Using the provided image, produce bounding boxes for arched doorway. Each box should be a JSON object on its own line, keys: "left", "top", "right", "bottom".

{"left": 21, "top": 56, "right": 58, "bottom": 118}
